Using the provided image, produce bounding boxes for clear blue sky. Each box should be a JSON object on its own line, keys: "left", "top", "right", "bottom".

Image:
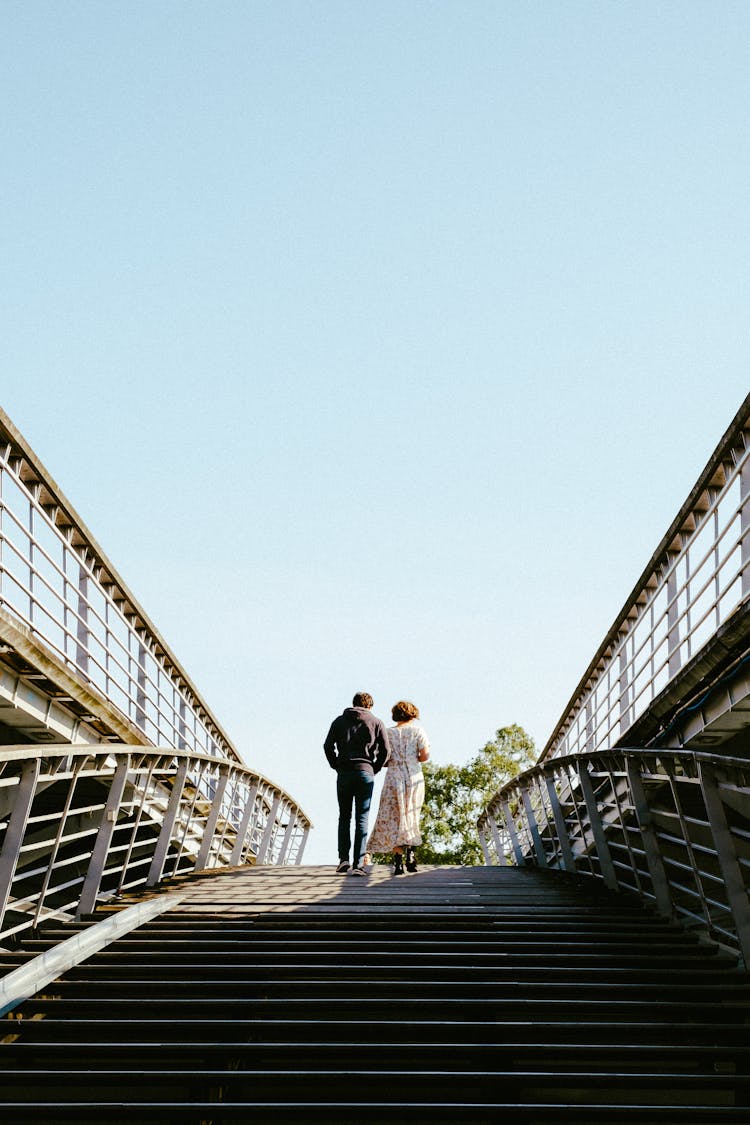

{"left": 2, "top": 2, "right": 749, "bottom": 862}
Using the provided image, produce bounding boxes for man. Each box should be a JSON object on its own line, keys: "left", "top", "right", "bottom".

{"left": 324, "top": 691, "right": 390, "bottom": 876}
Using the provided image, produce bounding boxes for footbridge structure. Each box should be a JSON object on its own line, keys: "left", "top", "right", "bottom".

{"left": 1, "top": 397, "right": 750, "bottom": 1120}
{"left": 0, "top": 407, "right": 310, "bottom": 948}
{"left": 479, "top": 392, "right": 750, "bottom": 973}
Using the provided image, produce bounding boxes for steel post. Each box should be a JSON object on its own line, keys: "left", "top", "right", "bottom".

{"left": 487, "top": 811, "right": 508, "bottom": 866}
{"left": 257, "top": 793, "right": 282, "bottom": 864}
{"left": 229, "top": 780, "right": 260, "bottom": 865}
{"left": 0, "top": 758, "right": 40, "bottom": 932}
{"left": 195, "top": 767, "right": 230, "bottom": 870}
{"left": 544, "top": 775, "right": 576, "bottom": 872}
{"left": 478, "top": 823, "right": 490, "bottom": 865}
{"left": 521, "top": 786, "right": 548, "bottom": 867}
{"left": 698, "top": 761, "right": 750, "bottom": 967}
{"left": 277, "top": 808, "right": 297, "bottom": 866}
{"left": 625, "top": 757, "right": 672, "bottom": 917}
{"left": 77, "top": 755, "right": 130, "bottom": 918}
{"left": 742, "top": 450, "right": 750, "bottom": 598}
{"left": 295, "top": 824, "right": 310, "bottom": 864}
{"left": 577, "top": 764, "right": 618, "bottom": 890}
{"left": 501, "top": 799, "right": 526, "bottom": 867}
{"left": 147, "top": 758, "right": 189, "bottom": 886}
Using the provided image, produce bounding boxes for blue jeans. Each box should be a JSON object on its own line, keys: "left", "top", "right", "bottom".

{"left": 336, "top": 767, "right": 374, "bottom": 868}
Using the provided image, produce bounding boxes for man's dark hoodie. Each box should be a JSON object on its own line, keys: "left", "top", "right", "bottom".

{"left": 324, "top": 706, "right": 390, "bottom": 775}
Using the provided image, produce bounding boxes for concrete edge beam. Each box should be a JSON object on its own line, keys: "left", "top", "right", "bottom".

{"left": 0, "top": 891, "right": 185, "bottom": 1017}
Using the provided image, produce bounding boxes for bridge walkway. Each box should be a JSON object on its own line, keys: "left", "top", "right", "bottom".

{"left": 1, "top": 864, "right": 749, "bottom": 1122}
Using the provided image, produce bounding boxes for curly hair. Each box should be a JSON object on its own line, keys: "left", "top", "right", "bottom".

{"left": 352, "top": 692, "right": 374, "bottom": 709}
{"left": 392, "top": 700, "right": 419, "bottom": 722}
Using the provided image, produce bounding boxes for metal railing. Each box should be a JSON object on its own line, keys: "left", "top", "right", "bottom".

{"left": 0, "top": 409, "right": 241, "bottom": 759}
{"left": 478, "top": 747, "right": 750, "bottom": 966}
{"left": 542, "top": 394, "right": 750, "bottom": 761}
{"left": 0, "top": 742, "right": 310, "bottom": 944}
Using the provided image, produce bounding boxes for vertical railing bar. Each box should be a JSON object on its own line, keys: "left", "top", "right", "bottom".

{"left": 478, "top": 822, "right": 490, "bottom": 866}
{"left": 568, "top": 767, "right": 595, "bottom": 877}
{"left": 33, "top": 757, "right": 86, "bottom": 926}
{"left": 167, "top": 762, "right": 210, "bottom": 876}
{"left": 0, "top": 758, "right": 40, "bottom": 933}
{"left": 277, "top": 807, "right": 297, "bottom": 866}
{"left": 77, "top": 755, "right": 131, "bottom": 918}
{"left": 257, "top": 793, "right": 282, "bottom": 865}
{"left": 605, "top": 761, "right": 644, "bottom": 895}
{"left": 533, "top": 773, "right": 555, "bottom": 842}
{"left": 501, "top": 797, "right": 526, "bottom": 867}
{"left": 741, "top": 445, "right": 750, "bottom": 598}
{"left": 544, "top": 775, "right": 576, "bottom": 872}
{"left": 577, "top": 764, "right": 618, "bottom": 891}
{"left": 520, "top": 785, "right": 547, "bottom": 867}
{"left": 229, "top": 780, "right": 260, "bottom": 866}
{"left": 115, "top": 757, "right": 158, "bottom": 894}
{"left": 295, "top": 824, "right": 310, "bottom": 865}
{"left": 213, "top": 770, "right": 240, "bottom": 859}
{"left": 195, "top": 768, "right": 231, "bottom": 870}
{"left": 624, "top": 756, "right": 673, "bottom": 918}
{"left": 698, "top": 761, "right": 750, "bottom": 967}
{"left": 663, "top": 760, "right": 712, "bottom": 929}
{"left": 27, "top": 495, "right": 35, "bottom": 627}
{"left": 487, "top": 811, "right": 508, "bottom": 866}
{"left": 147, "top": 758, "right": 189, "bottom": 886}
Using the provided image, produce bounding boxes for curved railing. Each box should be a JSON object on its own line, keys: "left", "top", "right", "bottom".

{"left": 0, "top": 409, "right": 312, "bottom": 901}
{"left": 0, "top": 743, "right": 311, "bottom": 944}
{"left": 478, "top": 747, "right": 750, "bottom": 967}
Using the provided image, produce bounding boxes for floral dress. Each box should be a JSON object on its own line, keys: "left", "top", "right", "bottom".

{"left": 366, "top": 720, "right": 429, "bottom": 851}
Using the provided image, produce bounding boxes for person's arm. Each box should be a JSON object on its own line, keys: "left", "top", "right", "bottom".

{"left": 324, "top": 721, "right": 339, "bottom": 769}
{"left": 373, "top": 723, "right": 391, "bottom": 772}
{"left": 416, "top": 727, "right": 430, "bottom": 763}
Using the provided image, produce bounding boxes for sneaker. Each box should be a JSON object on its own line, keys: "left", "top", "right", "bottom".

{"left": 335, "top": 862, "right": 350, "bottom": 874}
{"left": 349, "top": 866, "right": 369, "bottom": 877}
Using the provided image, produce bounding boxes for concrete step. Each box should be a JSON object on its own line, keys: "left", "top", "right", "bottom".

{"left": 7, "top": 1017, "right": 748, "bottom": 1045}
{"left": 1, "top": 864, "right": 748, "bottom": 1118}
{"left": 36, "top": 976, "right": 750, "bottom": 1002}
{"left": 0, "top": 1100, "right": 747, "bottom": 1123}
{"left": 0, "top": 1067, "right": 747, "bottom": 1104}
{"left": 57, "top": 961, "right": 741, "bottom": 983}
{"left": 2, "top": 1039, "right": 749, "bottom": 1071}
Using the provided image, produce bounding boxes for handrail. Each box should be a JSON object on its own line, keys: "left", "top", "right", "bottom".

{"left": 0, "top": 408, "right": 242, "bottom": 761}
{"left": 541, "top": 392, "right": 750, "bottom": 762}
{"left": 0, "top": 743, "right": 311, "bottom": 944}
{"left": 478, "top": 747, "right": 750, "bottom": 966}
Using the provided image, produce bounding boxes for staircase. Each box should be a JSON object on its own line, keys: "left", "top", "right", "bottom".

{"left": 1, "top": 864, "right": 749, "bottom": 1122}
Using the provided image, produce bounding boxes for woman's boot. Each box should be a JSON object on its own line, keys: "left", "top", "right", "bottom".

{"left": 405, "top": 846, "right": 417, "bottom": 873}
{"left": 393, "top": 852, "right": 404, "bottom": 876}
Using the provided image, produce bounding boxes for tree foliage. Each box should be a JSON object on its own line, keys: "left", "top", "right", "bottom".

{"left": 418, "top": 723, "right": 537, "bottom": 865}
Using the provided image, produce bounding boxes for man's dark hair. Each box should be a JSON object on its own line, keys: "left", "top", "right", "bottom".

{"left": 352, "top": 692, "right": 373, "bottom": 709}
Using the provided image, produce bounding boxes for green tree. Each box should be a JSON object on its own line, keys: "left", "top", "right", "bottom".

{"left": 418, "top": 723, "right": 537, "bottom": 865}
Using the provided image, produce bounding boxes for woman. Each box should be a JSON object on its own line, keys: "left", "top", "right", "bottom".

{"left": 366, "top": 700, "right": 430, "bottom": 874}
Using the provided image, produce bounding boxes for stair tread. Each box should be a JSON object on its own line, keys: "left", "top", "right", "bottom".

{"left": 4, "top": 864, "right": 749, "bottom": 1117}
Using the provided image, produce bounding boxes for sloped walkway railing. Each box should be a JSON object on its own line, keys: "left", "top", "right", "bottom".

{"left": 0, "top": 406, "right": 245, "bottom": 760}
{"left": 0, "top": 743, "right": 310, "bottom": 944}
{"left": 478, "top": 747, "right": 750, "bottom": 966}
{"left": 541, "top": 394, "right": 750, "bottom": 763}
